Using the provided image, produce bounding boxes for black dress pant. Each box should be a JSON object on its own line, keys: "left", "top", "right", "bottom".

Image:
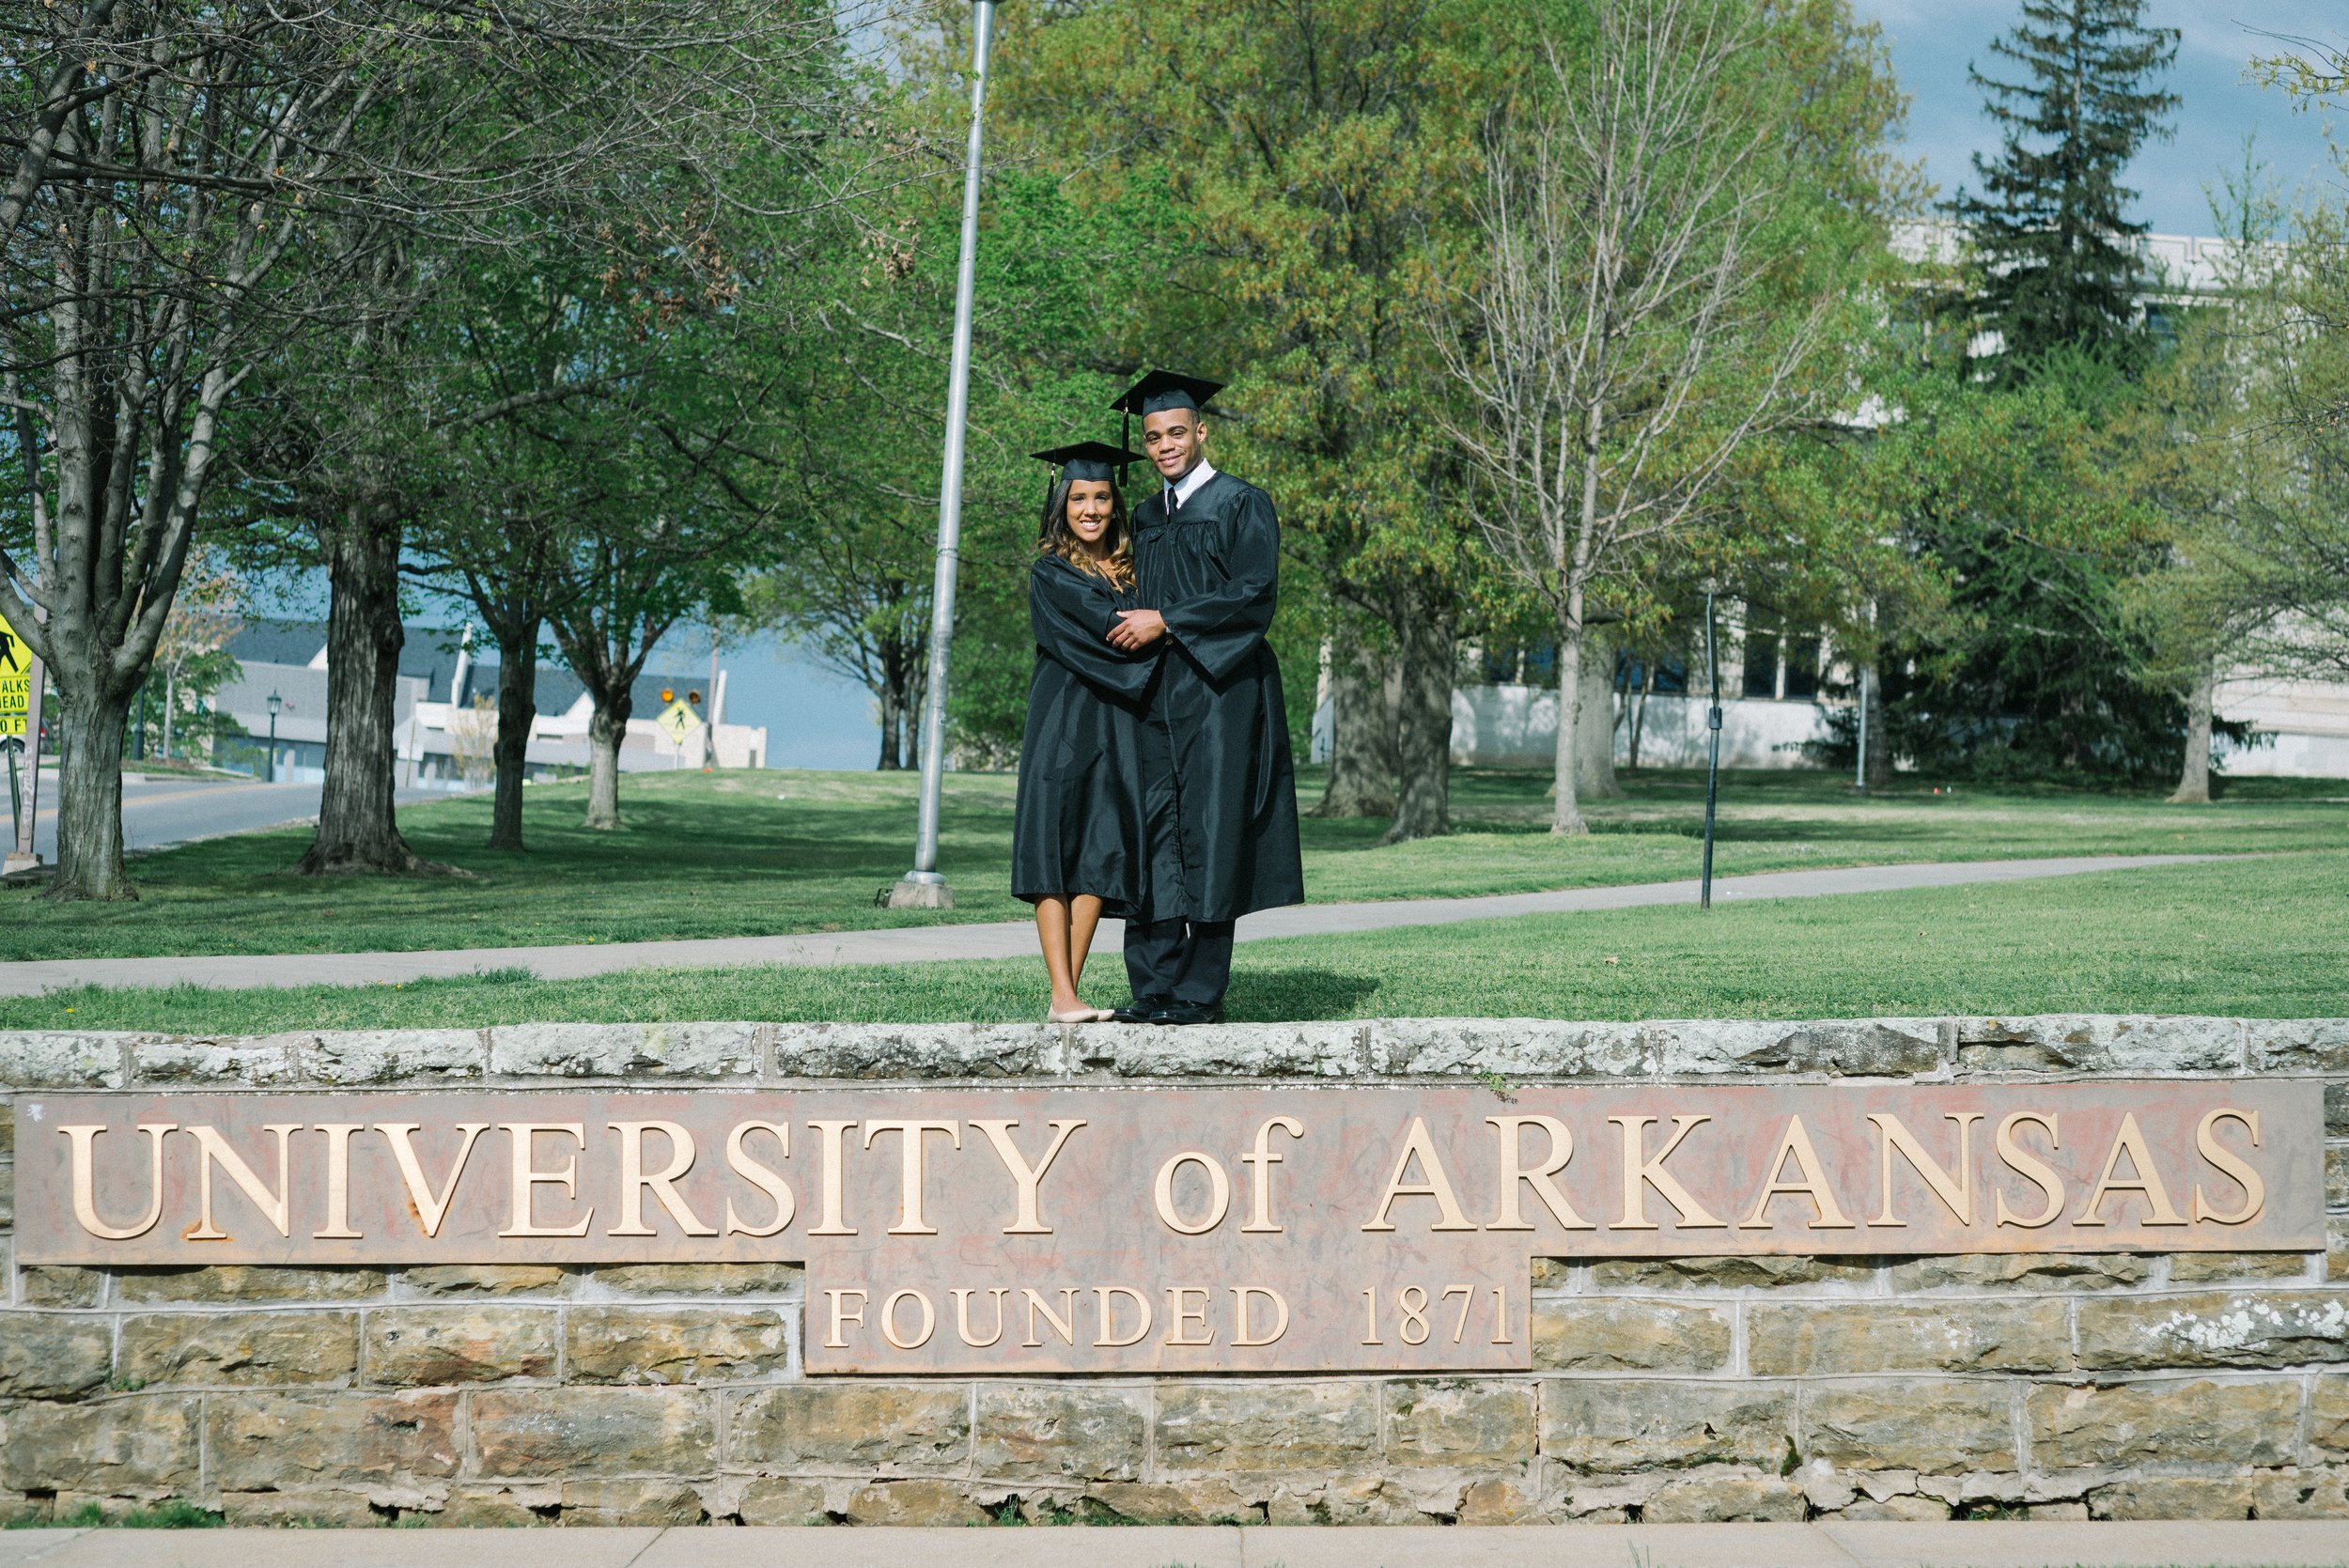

{"left": 1123, "top": 917, "right": 1237, "bottom": 1007}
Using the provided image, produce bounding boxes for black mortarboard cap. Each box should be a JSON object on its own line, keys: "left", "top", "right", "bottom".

{"left": 1110, "top": 369, "right": 1225, "bottom": 418}
{"left": 1031, "top": 441, "right": 1144, "bottom": 484}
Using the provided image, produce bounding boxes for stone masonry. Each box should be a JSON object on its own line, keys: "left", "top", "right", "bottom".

{"left": 1, "top": 1014, "right": 2345, "bottom": 1528}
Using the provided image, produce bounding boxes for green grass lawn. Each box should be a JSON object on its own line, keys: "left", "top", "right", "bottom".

{"left": 3, "top": 764, "right": 2342, "bottom": 965}
{"left": 14, "top": 854, "right": 2343, "bottom": 1032}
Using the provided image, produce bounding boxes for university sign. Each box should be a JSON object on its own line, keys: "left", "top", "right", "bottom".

{"left": 13, "top": 1082, "right": 2318, "bottom": 1374}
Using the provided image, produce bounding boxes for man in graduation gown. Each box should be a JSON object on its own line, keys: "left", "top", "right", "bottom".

{"left": 1104, "top": 371, "right": 1305, "bottom": 1025}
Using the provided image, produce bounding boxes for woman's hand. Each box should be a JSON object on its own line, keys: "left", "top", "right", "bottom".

{"left": 1108, "top": 609, "right": 1166, "bottom": 651}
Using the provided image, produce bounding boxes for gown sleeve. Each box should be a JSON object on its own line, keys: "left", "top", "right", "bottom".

{"left": 1159, "top": 484, "right": 1279, "bottom": 683}
{"left": 1031, "top": 556, "right": 1156, "bottom": 701}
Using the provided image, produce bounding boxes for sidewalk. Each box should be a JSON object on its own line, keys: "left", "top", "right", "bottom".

{"left": 0, "top": 853, "right": 2231, "bottom": 997}
{"left": 2, "top": 1520, "right": 2346, "bottom": 1566}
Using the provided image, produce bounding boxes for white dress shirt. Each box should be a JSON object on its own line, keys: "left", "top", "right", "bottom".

{"left": 1164, "top": 458, "right": 1219, "bottom": 513}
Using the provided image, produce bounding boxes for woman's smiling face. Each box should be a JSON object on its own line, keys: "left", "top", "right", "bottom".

{"left": 1067, "top": 478, "right": 1114, "bottom": 547}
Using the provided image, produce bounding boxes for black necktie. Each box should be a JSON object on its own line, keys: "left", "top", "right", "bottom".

{"left": 1164, "top": 483, "right": 1177, "bottom": 516}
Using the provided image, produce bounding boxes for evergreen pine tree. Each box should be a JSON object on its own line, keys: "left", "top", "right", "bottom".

{"left": 1949, "top": 0, "right": 2179, "bottom": 366}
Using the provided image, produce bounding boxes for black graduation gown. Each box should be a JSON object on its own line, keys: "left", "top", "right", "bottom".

{"left": 1130, "top": 470, "right": 1306, "bottom": 924}
{"left": 1011, "top": 553, "right": 1156, "bottom": 912}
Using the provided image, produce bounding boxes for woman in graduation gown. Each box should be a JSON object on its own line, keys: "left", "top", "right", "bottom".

{"left": 1012, "top": 442, "right": 1158, "bottom": 1022}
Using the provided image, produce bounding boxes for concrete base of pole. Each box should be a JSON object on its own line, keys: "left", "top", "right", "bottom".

{"left": 4, "top": 851, "right": 41, "bottom": 875}
{"left": 886, "top": 880, "right": 955, "bottom": 909}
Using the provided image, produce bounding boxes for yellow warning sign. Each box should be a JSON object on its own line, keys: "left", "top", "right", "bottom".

{"left": 654, "top": 699, "right": 703, "bottom": 747}
{"left": 0, "top": 611, "right": 30, "bottom": 739}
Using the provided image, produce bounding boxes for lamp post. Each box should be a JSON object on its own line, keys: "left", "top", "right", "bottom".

{"left": 1700, "top": 583, "right": 1721, "bottom": 911}
{"left": 889, "top": 0, "right": 996, "bottom": 912}
{"left": 266, "top": 689, "right": 282, "bottom": 784}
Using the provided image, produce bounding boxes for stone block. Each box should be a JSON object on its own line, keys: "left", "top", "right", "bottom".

{"left": 2253, "top": 1019, "right": 2349, "bottom": 1072}
{"left": 1457, "top": 1479, "right": 1541, "bottom": 1524}
{"left": 2077, "top": 1292, "right": 2349, "bottom": 1370}
{"left": 1073, "top": 1021, "right": 1361, "bottom": 1079}
{"left": 1084, "top": 1478, "right": 1267, "bottom": 1526}
{"left": 437, "top": 1483, "right": 557, "bottom": 1527}
{"left": 207, "top": 1391, "right": 459, "bottom": 1490}
{"left": 365, "top": 1307, "right": 557, "bottom": 1385}
{"left": 2092, "top": 1477, "right": 2257, "bottom": 1519}
{"left": 0, "top": 1395, "right": 199, "bottom": 1492}
{"left": 1532, "top": 1299, "right": 1732, "bottom": 1372}
{"left": 737, "top": 1477, "right": 830, "bottom": 1526}
{"left": 401, "top": 1264, "right": 570, "bottom": 1297}
{"left": 0, "top": 1103, "right": 13, "bottom": 1157}
{"left": 1887, "top": 1253, "right": 2151, "bottom": 1292}
{"left": 0, "top": 1032, "right": 127, "bottom": 1088}
{"left": 120, "top": 1311, "right": 359, "bottom": 1387}
{"left": 732, "top": 1384, "right": 970, "bottom": 1472}
{"left": 0, "top": 1312, "right": 113, "bottom": 1398}
{"left": 1307, "top": 1474, "right": 1443, "bottom": 1525}
{"left": 1371, "top": 1018, "right": 1646, "bottom": 1078}
{"left": 2332, "top": 1147, "right": 2349, "bottom": 1211}
{"left": 591, "top": 1262, "right": 801, "bottom": 1296}
{"left": 2328, "top": 1082, "right": 2349, "bottom": 1137}
{"left": 1590, "top": 1255, "right": 1875, "bottom": 1291}
{"left": 19, "top": 1265, "right": 103, "bottom": 1308}
{"left": 1539, "top": 1380, "right": 1791, "bottom": 1473}
{"left": 1385, "top": 1380, "right": 1535, "bottom": 1467}
{"left": 1642, "top": 1473, "right": 1807, "bottom": 1522}
{"left": 1845, "top": 1496, "right": 1951, "bottom": 1521}
{"left": 2313, "top": 1377, "right": 2349, "bottom": 1455}
{"left": 842, "top": 1480, "right": 988, "bottom": 1526}
{"left": 565, "top": 1307, "right": 790, "bottom": 1384}
{"left": 306, "top": 1030, "right": 484, "bottom": 1084}
{"left": 2253, "top": 1473, "right": 2349, "bottom": 1518}
{"left": 2170, "top": 1252, "right": 2312, "bottom": 1283}
{"left": 2028, "top": 1378, "right": 2298, "bottom": 1467}
{"left": 473, "top": 1388, "right": 713, "bottom": 1477}
{"left": 2331, "top": 1220, "right": 2348, "bottom": 1282}
{"left": 133, "top": 1034, "right": 301, "bottom": 1086}
{"left": 973, "top": 1384, "right": 1145, "bottom": 1481}
{"left": 1802, "top": 1380, "right": 2015, "bottom": 1473}
{"left": 1156, "top": 1381, "right": 1378, "bottom": 1471}
{"left": 1651, "top": 1017, "right": 1943, "bottom": 1077}
{"left": 561, "top": 1481, "right": 707, "bottom": 1526}
{"left": 220, "top": 1489, "right": 383, "bottom": 1528}
{"left": 1955, "top": 1016, "right": 2112, "bottom": 1071}
{"left": 773, "top": 1022, "right": 1055, "bottom": 1079}
{"left": 2105, "top": 1016, "right": 2248, "bottom": 1073}
{"left": 1749, "top": 1300, "right": 2069, "bottom": 1374}
{"left": 117, "top": 1265, "right": 385, "bottom": 1302}
{"left": 488, "top": 1021, "right": 757, "bottom": 1079}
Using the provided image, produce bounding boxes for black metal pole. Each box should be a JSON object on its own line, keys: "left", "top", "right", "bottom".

{"left": 1701, "top": 587, "right": 1721, "bottom": 911}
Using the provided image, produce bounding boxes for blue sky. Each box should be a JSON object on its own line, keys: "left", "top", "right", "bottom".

{"left": 1856, "top": 0, "right": 2341, "bottom": 237}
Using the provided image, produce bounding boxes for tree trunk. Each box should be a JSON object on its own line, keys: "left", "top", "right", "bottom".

{"left": 876, "top": 673, "right": 903, "bottom": 770}
{"left": 1552, "top": 596, "right": 1589, "bottom": 834}
{"left": 1311, "top": 640, "right": 1397, "bottom": 817}
{"left": 2170, "top": 671, "right": 2214, "bottom": 804}
{"left": 1577, "top": 629, "right": 1625, "bottom": 799}
{"left": 1628, "top": 660, "right": 1654, "bottom": 768}
{"left": 49, "top": 683, "right": 135, "bottom": 899}
{"left": 301, "top": 511, "right": 458, "bottom": 875}
{"left": 585, "top": 698, "right": 629, "bottom": 829}
{"left": 490, "top": 630, "right": 539, "bottom": 850}
{"left": 1861, "top": 663, "right": 1890, "bottom": 790}
{"left": 1380, "top": 590, "right": 1454, "bottom": 845}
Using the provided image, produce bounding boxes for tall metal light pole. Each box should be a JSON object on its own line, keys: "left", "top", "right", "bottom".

{"left": 266, "top": 689, "right": 282, "bottom": 784}
{"left": 1700, "top": 583, "right": 1721, "bottom": 911}
{"left": 889, "top": 0, "right": 995, "bottom": 911}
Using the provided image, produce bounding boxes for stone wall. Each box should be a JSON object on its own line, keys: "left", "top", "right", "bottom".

{"left": 3, "top": 1014, "right": 2346, "bottom": 1529}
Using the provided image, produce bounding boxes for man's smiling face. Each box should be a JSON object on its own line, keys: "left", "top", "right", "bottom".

{"left": 1142, "top": 407, "right": 1205, "bottom": 482}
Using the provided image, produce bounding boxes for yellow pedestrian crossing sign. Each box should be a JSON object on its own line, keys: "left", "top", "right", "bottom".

{"left": 0, "top": 611, "right": 30, "bottom": 738}
{"left": 655, "top": 699, "right": 703, "bottom": 747}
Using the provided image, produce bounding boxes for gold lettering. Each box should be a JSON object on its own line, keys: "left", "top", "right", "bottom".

{"left": 970, "top": 1119, "right": 1084, "bottom": 1234}
{"left": 1737, "top": 1115, "right": 1855, "bottom": 1230}
{"left": 952, "top": 1287, "right": 1009, "bottom": 1346}
{"left": 1361, "top": 1117, "right": 1478, "bottom": 1232}
{"left": 2073, "top": 1111, "right": 2186, "bottom": 1226}
{"left": 1993, "top": 1112, "right": 2062, "bottom": 1228}
{"left": 1486, "top": 1115, "right": 1595, "bottom": 1231}
{"left": 863, "top": 1119, "right": 960, "bottom": 1235}
{"left": 1866, "top": 1113, "right": 1982, "bottom": 1227}
{"left": 1154, "top": 1151, "right": 1231, "bottom": 1234}
{"left": 1020, "top": 1286, "right": 1079, "bottom": 1347}
{"left": 823, "top": 1288, "right": 866, "bottom": 1347}
{"left": 723, "top": 1121, "right": 795, "bottom": 1237}
{"left": 1231, "top": 1285, "right": 1290, "bottom": 1346}
{"left": 2194, "top": 1109, "right": 2265, "bottom": 1225}
{"left": 185, "top": 1125, "right": 300, "bottom": 1240}
{"left": 608, "top": 1122, "right": 716, "bottom": 1237}
{"left": 312, "top": 1125, "right": 365, "bottom": 1239}
{"left": 377, "top": 1123, "right": 489, "bottom": 1239}
{"left": 497, "top": 1123, "right": 592, "bottom": 1238}
{"left": 1093, "top": 1286, "right": 1152, "bottom": 1347}
{"left": 1238, "top": 1116, "right": 1304, "bottom": 1233}
{"left": 1607, "top": 1114, "right": 1725, "bottom": 1230}
{"left": 806, "top": 1120, "right": 858, "bottom": 1235}
{"left": 1162, "top": 1286, "right": 1215, "bottom": 1346}
{"left": 881, "top": 1288, "right": 936, "bottom": 1350}
{"left": 61, "top": 1124, "right": 172, "bottom": 1241}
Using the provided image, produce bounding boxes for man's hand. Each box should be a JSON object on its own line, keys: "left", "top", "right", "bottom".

{"left": 1108, "top": 609, "right": 1167, "bottom": 652}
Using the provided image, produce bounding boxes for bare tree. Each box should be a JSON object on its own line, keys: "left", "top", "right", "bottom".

{"left": 1431, "top": 0, "right": 1835, "bottom": 833}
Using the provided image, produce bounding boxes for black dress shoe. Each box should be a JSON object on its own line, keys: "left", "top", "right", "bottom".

{"left": 1109, "top": 999, "right": 1170, "bottom": 1024}
{"left": 1148, "top": 1001, "right": 1225, "bottom": 1026}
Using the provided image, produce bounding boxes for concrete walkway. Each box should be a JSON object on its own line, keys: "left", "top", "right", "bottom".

{"left": 1, "top": 1520, "right": 2345, "bottom": 1566}
{"left": 0, "top": 853, "right": 2231, "bottom": 997}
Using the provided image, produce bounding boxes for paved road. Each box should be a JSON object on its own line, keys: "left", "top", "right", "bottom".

{"left": 11, "top": 768, "right": 459, "bottom": 859}
{"left": 0, "top": 852, "right": 2233, "bottom": 996}
{"left": 1, "top": 1520, "right": 2345, "bottom": 1567}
